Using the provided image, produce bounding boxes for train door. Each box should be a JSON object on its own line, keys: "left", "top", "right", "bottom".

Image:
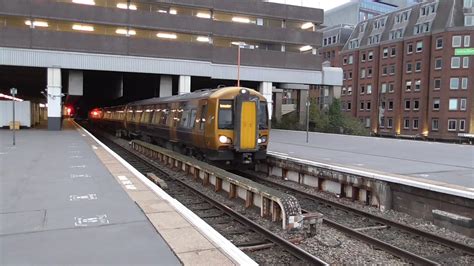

{"left": 199, "top": 100, "right": 208, "bottom": 149}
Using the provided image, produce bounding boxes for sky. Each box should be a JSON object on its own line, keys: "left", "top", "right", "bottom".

{"left": 266, "top": 0, "right": 352, "bottom": 11}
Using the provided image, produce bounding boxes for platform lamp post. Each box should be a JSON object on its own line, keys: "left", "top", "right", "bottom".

{"left": 306, "top": 99, "right": 310, "bottom": 143}
{"left": 10, "top": 87, "right": 17, "bottom": 146}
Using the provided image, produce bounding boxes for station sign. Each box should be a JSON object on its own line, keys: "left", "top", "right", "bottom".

{"left": 454, "top": 48, "right": 474, "bottom": 56}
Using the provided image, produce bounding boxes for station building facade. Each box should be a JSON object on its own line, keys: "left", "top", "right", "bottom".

{"left": 336, "top": 0, "right": 473, "bottom": 141}
{"left": 0, "top": 0, "right": 339, "bottom": 130}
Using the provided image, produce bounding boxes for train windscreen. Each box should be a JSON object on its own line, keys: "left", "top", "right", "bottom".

{"left": 218, "top": 100, "right": 233, "bottom": 129}
{"left": 258, "top": 102, "right": 268, "bottom": 129}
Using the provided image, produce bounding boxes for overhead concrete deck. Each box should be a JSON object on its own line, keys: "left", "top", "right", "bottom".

{"left": 268, "top": 129, "right": 474, "bottom": 189}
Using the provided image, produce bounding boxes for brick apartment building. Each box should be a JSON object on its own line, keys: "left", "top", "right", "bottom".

{"left": 332, "top": 0, "right": 473, "bottom": 141}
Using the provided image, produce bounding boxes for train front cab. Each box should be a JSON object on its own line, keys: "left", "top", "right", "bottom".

{"left": 208, "top": 88, "right": 269, "bottom": 164}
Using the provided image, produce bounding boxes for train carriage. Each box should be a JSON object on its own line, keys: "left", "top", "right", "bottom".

{"left": 90, "top": 87, "right": 269, "bottom": 165}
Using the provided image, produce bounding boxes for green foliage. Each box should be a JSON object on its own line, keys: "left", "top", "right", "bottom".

{"left": 273, "top": 98, "right": 369, "bottom": 136}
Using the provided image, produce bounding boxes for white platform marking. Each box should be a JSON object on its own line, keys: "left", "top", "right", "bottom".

{"left": 70, "top": 174, "right": 92, "bottom": 179}
{"left": 68, "top": 150, "right": 80, "bottom": 153}
{"left": 70, "top": 165, "right": 86, "bottom": 168}
{"left": 69, "top": 194, "right": 98, "bottom": 201}
{"left": 354, "top": 163, "right": 364, "bottom": 166}
{"left": 74, "top": 214, "right": 110, "bottom": 227}
{"left": 81, "top": 134, "right": 86, "bottom": 136}
{"left": 117, "top": 176, "right": 137, "bottom": 190}
{"left": 117, "top": 175, "right": 128, "bottom": 181}
{"left": 69, "top": 155, "right": 83, "bottom": 159}
{"left": 92, "top": 145, "right": 98, "bottom": 150}
{"left": 125, "top": 185, "right": 137, "bottom": 190}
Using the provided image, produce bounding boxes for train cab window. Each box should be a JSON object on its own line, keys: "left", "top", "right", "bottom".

{"left": 218, "top": 100, "right": 233, "bottom": 129}
{"left": 258, "top": 102, "right": 268, "bottom": 129}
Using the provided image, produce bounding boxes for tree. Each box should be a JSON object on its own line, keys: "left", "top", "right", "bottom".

{"left": 327, "top": 98, "right": 344, "bottom": 133}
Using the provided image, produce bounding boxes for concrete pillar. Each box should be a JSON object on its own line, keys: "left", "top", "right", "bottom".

{"left": 273, "top": 89, "right": 283, "bottom": 123}
{"left": 259, "top": 81, "right": 273, "bottom": 120}
{"left": 160, "top": 75, "right": 172, "bottom": 97}
{"left": 298, "top": 89, "right": 309, "bottom": 127}
{"left": 178, "top": 75, "right": 191, "bottom": 95}
{"left": 112, "top": 75, "right": 124, "bottom": 99}
{"left": 47, "top": 68, "right": 62, "bottom": 131}
{"left": 68, "top": 70, "right": 83, "bottom": 96}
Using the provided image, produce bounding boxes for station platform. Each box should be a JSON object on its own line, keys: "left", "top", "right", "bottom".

{"left": 268, "top": 129, "right": 474, "bottom": 189}
{"left": 0, "top": 120, "right": 253, "bottom": 265}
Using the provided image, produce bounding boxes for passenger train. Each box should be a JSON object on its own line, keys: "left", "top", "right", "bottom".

{"left": 89, "top": 87, "right": 269, "bottom": 165}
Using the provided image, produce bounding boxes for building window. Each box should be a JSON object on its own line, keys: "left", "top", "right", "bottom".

{"left": 407, "top": 43, "right": 413, "bottom": 54}
{"left": 361, "top": 68, "right": 366, "bottom": 78}
{"left": 436, "top": 37, "right": 443, "bottom": 49}
{"left": 381, "top": 101, "right": 386, "bottom": 109}
{"left": 435, "top": 58, "right": 442, "bottom": 70}
{"left": 465, "top": 0, "right": 474, "bottom": 8}
{"left": 383, "top": 66, "right": 388, "bottom": 76}
{"left": 380, "top": 117, "right": 385, "bottom": 128}
{"left": 433, "top": 98, "right": 440, "bottom": 110}
{"left": 406, "top": 63, "right": 412, "bottom": 73}
{"left": 361, "top": 53, "right": 366, "bottom": 62}
{"left": 360, "top": 102, "right": 364, "bottom": 110}
{"left": 414, "top": 100, "right": 420, "bottom": 110}
{"left": 406, "top": 81, "right": 412, "bottom": 91}
{"left": 415, "top": 61, "right": 422, "bottom": 72}
{"left": 365, "top": 118, "right": 370, "bottom": 128}
{"left": 368, "top": 51, "right": 373, "bottom": 61}
{"left": 459, "top": 120, "right": 466, "bottom": 131}
{"left": 465, "top": 15, "right": 474, "bottom": 26}
{"left": 465, "top": 35, "right": 471, "bottom": 47}
{"left": 388, "top": 118, "right": 393, "bottom": 128}
{"left": 381, "top": 83, "right": 387, "bottom": 93}
{"left": 367, "top": 101, "right": 371, "bottom": 110}
{"left": 343, "top": 57, "right": 347, "bottom": 65}
{"left": 388, "top": 101, "right": 394, "bottom": 110}
{"left": 450, "top": 78, "right": 459, "bottom": 90}
{"left": 347, "top": 102, "right": 352, "bottom": 110}
{"left": 463, "top": 57, "right": 469, "bottom": 68}
{"left": 405, "top": 100, "right": 411, "bottom": 110}
{"left": 432, "top": 118, "right": 439, "bottom": 131}
{"left": 391, "top": 47, "right": 396, "bottom": 57}
{"left": 367, "top": 85, "right": 372, "bottom": 94}
{"left": 462, "top": 78, "right": 468, "bottom": 90}
{"left": 448, "top": 119, "right": 457, "bottom": 131}
{"left": 383, "top": 48, "right": 389, "bottom": 58}
{"left": 415, "top": 80, "right": 421, "bottom": 91}
{"left": 434, "top": 79, "right": 441, "bottom": 90}
{"left": 452, "top": 36, "right": 462, "bottom": 47}
{"left": 416, "top": 41, "right": 423, "bottom": 52}
{"left": 342, "top": 87, "right": 346, "bottom": 95}
{"left": 348, "top": 86, "right": 352, "bottom": 95}
{"left": 360, "top": 85, "right": 365, "bottom": 94}
{"left": 368, "top": 68, "right": 372, "bottom": 77}
{"left": 349, "top": 55, "right": 354, "bottom": 64}
{"left": 413, "top": 119, "right": 419, "bottom": 129}
{"left": 449, "top": 99, "right": 458, "bottom": 110}
{"left": 389, "top": 65, "right": 395, "bottom": 75}
{"left": 451, "top": 57, "right": 461, "bottom": 68}
{"left": 460, "top": 98, "right": 467, "bottom": 111}
{"left": 404, "top": 119, "right": 410, "bottom": 129}
{"left": 389, "top": 83, "right": 394, "bottom": 93}
{"left": 349, "top": 72, "right": 353, "bottom": 79}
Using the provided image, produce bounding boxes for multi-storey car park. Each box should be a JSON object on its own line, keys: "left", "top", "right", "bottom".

{"left": 0, "top": 0, "right": 343, "bottom": 130}
{"left": 334, "top": 0, "right": 473, "bottom": 142}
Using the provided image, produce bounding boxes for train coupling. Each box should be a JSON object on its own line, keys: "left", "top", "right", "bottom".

{"left": 242, "top": 153, "right": 253, "bottom": 164}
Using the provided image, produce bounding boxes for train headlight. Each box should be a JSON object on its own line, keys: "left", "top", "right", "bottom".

{"left": 259, "top": 136, "right": 267, "bottom": 143}
{"left": 257, "top": 138, "right": 262, "bottom": 144}
{"left": 240, "top": 89, "right": 247, "bottom": 94}
{"left": 219, "top": 135, "right": 230, "bottom": 144}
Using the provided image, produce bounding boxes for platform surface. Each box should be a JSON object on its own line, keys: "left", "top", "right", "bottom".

{"left": 268, "top": 129, "right": 474, "bottom": 188}
{"left": 0, "top": 122, "right": 181, "bottom": 265}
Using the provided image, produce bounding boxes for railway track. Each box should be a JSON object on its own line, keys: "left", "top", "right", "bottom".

{"left": 85, "top": 126, "right": 327, "bottom": 265}
{"left": 237, "top": 170, "right": 474, "bottom": 265}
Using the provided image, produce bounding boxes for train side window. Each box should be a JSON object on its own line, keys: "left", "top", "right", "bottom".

{"left": 161, "top": 110, "right": 168, "bottom": 125}
{"left": 126, "top": 109, "right": 133, "bottom": 121}
{"left": 180, "top": 109, "right": 190, "bottom": 128}
{"left": 200, "top": 105, "right": 207, "bottom": 130}
{"left": 189, "top": 109, "right": 197, "bottom": 128}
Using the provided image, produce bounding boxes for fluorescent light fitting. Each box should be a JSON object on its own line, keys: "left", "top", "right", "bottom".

{"left": 196, "top": 36, "right": 210, "bottom": 42}
{"left": 72, "top": 0, "right": 95, "bottom": 5}
{"left": 116, "top": 3, "right": 137, "bottom": 10}
{"left": 232, "top": 16, "right": 250, "bottom": 23}
{"left": 169, "top": 9, "right": 177, "bottom": 15}
{"left": 157, "top": 9, "right": 167, "bottom": 13}
{"left": 25, "top": 20, "right": 49, "bottom": 27}
{"left": 299, "top": 45, "right": 313, "bottom": 52}
{"left": 196, "top": 12, "right": 211, "bottom": 19}
{"left": 231, "top": 41, "right": 246, "bottom": 46}
{"left": 301, "top": 22, "right": 313, "bottom": 29}
{"left": 157, "top": 32, "right": 177, "bottom": 39}
{"left": 72, "top": 24, "right": 94, "bottom": 32}
{"left": 116, "top": 28, "right": 136, "bottom": 35}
